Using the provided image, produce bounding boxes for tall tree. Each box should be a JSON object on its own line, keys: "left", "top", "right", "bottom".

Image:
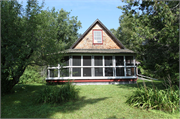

{"left": 117, "top": 0, "right": 179, "bottom": 82}
{"left": 1, "top": 0, "right": 81, "bottom": 94}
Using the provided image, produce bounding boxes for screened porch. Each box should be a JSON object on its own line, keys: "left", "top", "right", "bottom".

{"left": 46, "top": 54, "right": 137, "bottom": 80}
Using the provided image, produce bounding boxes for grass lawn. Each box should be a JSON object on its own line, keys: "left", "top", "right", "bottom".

{"left": 1, "top": 79, "right": 179, "bottom": 118}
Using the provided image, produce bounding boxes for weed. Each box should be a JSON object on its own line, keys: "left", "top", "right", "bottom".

{"left": 126, "top": 76, "right": 179, "bottom": 113}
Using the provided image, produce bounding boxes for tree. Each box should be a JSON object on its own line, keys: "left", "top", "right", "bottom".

{"left": 116, "top": 14, "right": 135, "bottom": 50}
{"left": 117, "top": 0, "right": 179, "bottom": 82}
{"left": 1, "top": 0, "right": 81, "bottom": 94}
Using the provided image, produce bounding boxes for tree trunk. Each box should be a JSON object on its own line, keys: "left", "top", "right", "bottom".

{"left": 1, "top": 66, "right": 27, "bottom": 95}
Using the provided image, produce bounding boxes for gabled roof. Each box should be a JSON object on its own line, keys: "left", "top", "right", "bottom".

{"left": 70, "top": 19, "right": 126, "bottom": 49}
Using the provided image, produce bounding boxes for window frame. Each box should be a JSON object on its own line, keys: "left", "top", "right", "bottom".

{"left": 92, "top": 29, "right": 103, "bottom": 45}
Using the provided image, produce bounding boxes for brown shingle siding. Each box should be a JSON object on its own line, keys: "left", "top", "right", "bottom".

{"left": 74, "top": 23, "right": 121, "bottom": 49}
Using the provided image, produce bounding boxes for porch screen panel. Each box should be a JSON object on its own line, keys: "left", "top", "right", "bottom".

{"left": 83, "top": 56, "right": 91, "bottom": 66}
{"left": 73, "top": 68, "right": 81, "bottom": 76}
{"left": 116, "top": 68, "right": 124, "bottom": 76}
{"left": 105, "top": 56, "right": 112, "bottom": 66}
{"left": 126, "top": 67, "right": 135, "bottom": 76}
{"left": 105, "top": 68, "right": 113, "bottom": 76}
{"left": 94, "top": 56, "right": 102, "bottom": 66}
{"left": 61, "top": 68, "right": 69, "bottom": 77}
{"left": 73, "top": 56, "right": 81, "bottom": 66}
{"left": 83, "top": 68, "right": 91, "bottom": 76}
{"left": 116, "top": 56, "right": 124, "bottom": 66}
{"left": 126, "top": 56, "right": 133, "bottom": 66}
{"left": 50, "top": 69, "right": 58, "bottom": 77}
{"left": 95, "top": 68, "right": 103, "bottom": 76}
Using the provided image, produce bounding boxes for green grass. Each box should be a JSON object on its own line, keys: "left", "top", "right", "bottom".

{"left": 1, "top": 80, "right": 180, "bottom": 118}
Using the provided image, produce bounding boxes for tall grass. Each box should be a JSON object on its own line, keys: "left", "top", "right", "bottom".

{"left": 126, "top": 76, "right": 179, "bottom": 113}
{"left": 126, "top": 85, "right": 179, "bottom": 113}
{"left": 34, "top": 82, "right": 79, "bottom": 104}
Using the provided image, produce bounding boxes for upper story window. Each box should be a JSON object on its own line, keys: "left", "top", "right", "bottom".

{"left": 93, "top": 30, "right": 103, "bottom": 44}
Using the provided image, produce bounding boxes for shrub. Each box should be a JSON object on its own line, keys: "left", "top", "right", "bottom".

{"left": 34, "top": 82, "right": 79, "bottom": 104}
{"left": 19, "top": 65, "right": 46, "bottom": 84}
{"left": 126, "top": 84, "right": 179, "bottom": 113}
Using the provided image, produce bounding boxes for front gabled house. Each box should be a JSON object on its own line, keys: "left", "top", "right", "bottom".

{"left": 46, "top": 19, "right": 137, "bottom": 84}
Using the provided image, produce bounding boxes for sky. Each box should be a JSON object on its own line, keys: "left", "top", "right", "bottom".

{"left": 20, "top": 0, "right": 127, "bottom": 34}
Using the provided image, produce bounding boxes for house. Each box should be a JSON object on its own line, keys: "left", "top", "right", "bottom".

{"left": 46, "top": 19, "right": 137, "bottom": 84}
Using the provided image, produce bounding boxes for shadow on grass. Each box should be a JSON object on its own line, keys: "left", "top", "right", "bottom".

{"left": 49, "top": 96, "right": 110, "bottom": 112}
{"left": 106, "top": 115, "right": 126, "bottom": 119}
{"left": 1, "top": 84, "right": 110, "bottom": 118}
{"left": 115, "top": 79, "right": 166, "bottom": 90}
{"left": 106, "top": 115, "right": 117, "bottom": 119}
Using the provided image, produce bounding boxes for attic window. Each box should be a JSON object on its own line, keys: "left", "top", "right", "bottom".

{"left": 93, "top": 30, "right": 103, "bottom": 44}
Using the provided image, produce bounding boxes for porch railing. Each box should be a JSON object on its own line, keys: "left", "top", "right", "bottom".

{"left": 137, "top": 74, "right": 158, "bottom": 81}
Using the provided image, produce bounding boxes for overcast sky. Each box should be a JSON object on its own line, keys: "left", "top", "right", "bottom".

{"left": 20, "top": 0, "right": 127, "bottom": 34}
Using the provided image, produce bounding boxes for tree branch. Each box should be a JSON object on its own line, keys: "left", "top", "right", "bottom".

{"left": 170, "top": 3, "right": 179, "bottom": 10}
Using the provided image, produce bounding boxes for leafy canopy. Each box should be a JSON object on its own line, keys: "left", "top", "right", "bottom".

{"left": 1, "top": 0, "right": 81, "bottom": 94}
{"left": 115, "top": 0, "right": 179, "bottom": 81}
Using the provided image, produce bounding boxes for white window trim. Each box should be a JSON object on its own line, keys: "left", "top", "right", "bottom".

{"left": 113, "top": 56, "right": 116, "bottom": 77}
{"left": 93, "top": 30, "right": 103, "bottom": 44}
{"left": 92, "top": 55, "right": 94, "bottom": 77}
{"left": 103, "top": 55, "right": 105, "bottom": 77}
{"left": 81, "top": 55, "right": 83, "bottom": 77}
{"left": 58, "top": 64, "right": 60, "bottom": 78}
{"left": 124, "top": 56, "right": 126, "bottom": 77}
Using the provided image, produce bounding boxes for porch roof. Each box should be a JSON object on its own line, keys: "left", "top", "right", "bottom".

{"left": 65, "top": 49, "right": 135, "bottom": 54}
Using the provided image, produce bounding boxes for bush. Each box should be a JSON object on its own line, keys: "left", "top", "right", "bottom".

{"left": 126, "top": 84, "right": 179, "bottom": 113}
{"left": 19, "top": 65, "right": 46, "bottom": 84}
{"left": 34, "top": 82, "right": 79, "bottom": 104}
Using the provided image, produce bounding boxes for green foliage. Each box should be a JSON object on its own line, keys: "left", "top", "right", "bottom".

{"left": 34, "top": 82, "right": 79, "bottom": 104}
{"left": 1, "top": 0, "right": 81, "bottom": 94}
{"left": 116, "top": 1, "right": 179, "bottom": 80}
{"left": 126, "top": 82, "right": 179, "bottom": 113}
{"left": 19, "top": 65, "right": 46, "bottom": 84}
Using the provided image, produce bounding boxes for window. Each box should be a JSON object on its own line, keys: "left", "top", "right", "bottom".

{"left": 95, "top": 68, "right": 103, "bottom": 76}
{"left": 83, "top": 68, "right": 91, "bottom": 76}
{"left": 61, "top": 68, "right": 69, "bottom": 77}
{"left": 73, "top": 56, "right": 81, "bottom": 66}
{"left": 126, "top": 56, "right": 134, "bottom": 66}
{"left": 50, "top": 69, "right": 58, "bottom": 77}
{"left": 83, "top": 56, "right": 91, "bottom": 66}
{"left": 105, "top": 56, "right": 112, "bottom": 66}
{"left": 83, "top": 56, "right": 91, "bottom": 76}
{"left": 105, "top": 68, "right": 113, "bottom": 76}
{"left": 93, "top": 30, "right": 103, "bottom": 44}
{"left": 73, "top": 68, "right": 81, "bottom": 76}
{"left": 126, "top": 67, "right": 135, "bottom": 76}
{"left": 94, "top": 56, "right": 102, "bottom": 66}
{"left": 72, "top": 56, "right": 81, "bottom": 77}
{"left": 116, "top": 68, "right": 124, "bottom": 76}
{"left": 116, "top": 56, "right": 124, "bottom": 66}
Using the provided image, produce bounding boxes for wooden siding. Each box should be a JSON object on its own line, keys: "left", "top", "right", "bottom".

{"left": 74, "top": 23, "right": 121, "bottom": 49}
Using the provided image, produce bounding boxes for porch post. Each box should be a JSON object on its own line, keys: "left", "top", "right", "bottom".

{"left": 124, "top": 56, "right": 126, "bottom": 76}
{"left": 58, "top": 64, "right": 60, "bottom": 78}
